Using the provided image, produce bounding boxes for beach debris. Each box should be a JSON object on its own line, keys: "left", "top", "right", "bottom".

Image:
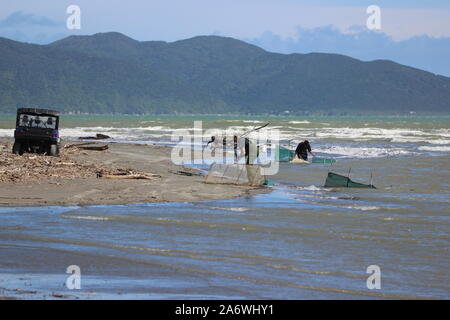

{"left": 0, "top": 142, "right": 157, "bottom": 183}
{"left": 97, "top": 168, "right": 161, "bottom": 180}
{"left": 98, "top": 173, "right": 160, "bottom": 180}
{"left": 64, "top": 142, "right": 97, "bottom": 149}
{"left": 77, "top": 144, "right": 108, "bottom": 151}
{"left": 64, "top": 142, "right": 108, "bottom": 151}
{"left": 50, "top": 292, "right": 71, "bottom": 299}
{"left": 78, "top": 133, "right": 111, "bottom": 140}
{"left": 169, "top": 169, "right": 203, "bottom": 177}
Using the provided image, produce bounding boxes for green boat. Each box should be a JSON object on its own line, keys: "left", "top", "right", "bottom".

{"left": 324, "top": 172, "right": 376, "bottom": 189}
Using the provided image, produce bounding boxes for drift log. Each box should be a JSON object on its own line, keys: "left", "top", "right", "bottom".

{"left": 77, "top": 145, "right": 109, "bottom": 151}
{"left": 78, "top": 133, "right": 111, "bottom": 140}
{"left": 99, "top": 173, "right": 161, "bottom": 180}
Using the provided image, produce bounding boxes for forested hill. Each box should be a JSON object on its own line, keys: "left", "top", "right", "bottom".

{"left": 0, "top": 32, "right": 449, "bottom": 114}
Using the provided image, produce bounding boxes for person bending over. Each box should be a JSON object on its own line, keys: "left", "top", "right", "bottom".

{"left": 295, "top": 140, "right": 316, "bottom": 161}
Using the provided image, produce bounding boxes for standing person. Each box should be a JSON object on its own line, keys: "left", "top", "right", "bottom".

{"left": 233, "top": 135, "right": 239, "bottom": 163}
{"left": 222, "top": 136, "right": 227, "bottom": 163}
{"left": 206, "top": 136, "right": 216, "bottom": 147}
{"left": 295, "top": 140, "right": 316, "bottom": 161}
{"left": 244, "top": 137, "right": 259, "bottom": 185}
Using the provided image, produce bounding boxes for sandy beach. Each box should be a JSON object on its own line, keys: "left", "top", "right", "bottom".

{"left": 0, "top": 138, "right": 266, "bottom": 207}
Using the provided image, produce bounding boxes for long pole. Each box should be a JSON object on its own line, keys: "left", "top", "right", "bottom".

{"left": 240, "top": 122, "right": 270, "bottom": 138}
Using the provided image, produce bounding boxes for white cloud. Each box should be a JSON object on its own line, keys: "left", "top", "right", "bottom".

{"left": 1, "top": 2, "right": 450, "bottom": 42}
{"left": 244, "top": 25, "right": 450, "bottom": 77}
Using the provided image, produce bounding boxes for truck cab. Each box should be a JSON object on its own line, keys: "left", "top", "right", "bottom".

{"left": 13, "top": 108, "right": 61, "bottom": 156}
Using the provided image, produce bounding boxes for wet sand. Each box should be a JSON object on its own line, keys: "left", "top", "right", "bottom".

{"left": 0, "top": 138, "right": 266, "bottom": 206}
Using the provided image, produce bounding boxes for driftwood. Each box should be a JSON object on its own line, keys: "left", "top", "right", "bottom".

{"left": 0, "top": 144, "right": 103, "bottom": 182}
{"left": 77, "top": 144, "right": 109, "bottom": 151}
{"left": 97, "top": 168, "right": 160, "bottom": 180}
{"left": 170, "top": 170, "right": 202, "bottom": 177}
{"left": 100, "top": 174, "right": 160, "bottom": 180}
{"left": 54, "top": 162, "right": 76, "bottom": 166}
{"left": 64, "top": 142, "right": 109, "bottom": 151}
{"left": 0, "top": 142, "right": 159, "bottom": 183}
{"left": 78, "top": 133, "right": 111, "bottom": 140}
{"left": 64, "top": 142, "right": 97, "bottom": 149}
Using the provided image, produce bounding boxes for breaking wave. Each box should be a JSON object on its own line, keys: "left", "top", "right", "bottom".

{"left": 418, "top": 146, "right": 450, "bottom": 152}
{"left": 288, "top": 121, "right": 311, "bottom": 124}
{"left": 313, "top": 146, "right": 414, "bottom": 158}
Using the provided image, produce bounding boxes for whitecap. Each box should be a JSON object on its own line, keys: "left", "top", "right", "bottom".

{"left": 296, "top": 185, "right": 324, "bottom": 191}
{"left": 418, "top": 146, "right": 450, "bottom": 152}
{"left": 313, "top": 146, "right": 413, "bottom": 158}
{"left": 61, "top": 215, "right": 109, "bottom": 221}
{"left": 288, "top": 121, "right": 311, "bottom": 124}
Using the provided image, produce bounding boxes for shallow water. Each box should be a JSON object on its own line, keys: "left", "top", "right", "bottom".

{"left": 0, "top": 154, "right": 448, "bottom": 299}
{"left": 0, "top": 115, "right": 449, "bottom": 299}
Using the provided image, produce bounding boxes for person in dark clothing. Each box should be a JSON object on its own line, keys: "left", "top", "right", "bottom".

{"left": 222, "top": 136, "right": 227, "bottom": 163}
{"left": 243, "top": 137, "right": 261, "bottom": 165}
{"left": 244, "top": 138, "right": 250, "bottom": 164}
{"left": 206, "top": 136, "right": 216, "bottom": 146}
{"left": 295, "top": 140, "right": 315, "bottom": 161}
{"left": 233, "top": 135, "right": 238, "bottom": 162}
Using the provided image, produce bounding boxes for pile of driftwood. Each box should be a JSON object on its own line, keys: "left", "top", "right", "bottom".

{"left": 0, "top": 142, "right": 160, "bottom": 183}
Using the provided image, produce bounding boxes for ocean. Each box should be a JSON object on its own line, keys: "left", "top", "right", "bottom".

{"left": 0, "top": 114, "right": 449, "bottom": 299}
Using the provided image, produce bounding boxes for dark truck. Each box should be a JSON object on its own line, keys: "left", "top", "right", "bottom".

{"left": 12, "top": 108, "right": 61, "bottom": 156}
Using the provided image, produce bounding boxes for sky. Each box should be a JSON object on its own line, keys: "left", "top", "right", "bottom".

{"left": 0, "top": 0, "right": 449, "bottom": 76}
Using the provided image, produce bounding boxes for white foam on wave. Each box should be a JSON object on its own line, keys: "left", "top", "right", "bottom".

{"left": 314, "top": 146, "right": 414, "bottom": 158}
{"left": 272, "top": 127, "right": 450, "bottom": 147}
{"left": 242, "top": 120, "right": 263, "bottom": 123}
{"left": 314, "top": 127, "right": 447, "bottom": 141}
{"left": 226, "top": 120, "right": 263, "bottom": 124}
{"left": 276, "top": 127, "right": 449, "bottom": 143}
{"left": 296, "top": 185, "right": 324, "bottom": 191}
{"left": 343, "top": 205, "right": 380, "bottom": 211}
{"left": 61, "top": 214, "right": 109, "bottom": 221}
{"left": 2, "top": 122, "right": 448, "bottom": 158}
{"left": 418, "top": 146, "right": 450, "bottom": 152}
{"left": 207, "top": 206, "right": 250, "bottom": 212}
{"left": 0, "top": 129, "right": 13, "bottom": 137}
{"left": 288, "top": 120, "right": 311, "bottom": 124}
{"left": 426, "top": 139, "right": 450, "bottom": 145}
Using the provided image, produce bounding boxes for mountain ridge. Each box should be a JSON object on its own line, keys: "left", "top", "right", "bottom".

{"left": 0, "top": 32, "right": 449, "bottom": 114}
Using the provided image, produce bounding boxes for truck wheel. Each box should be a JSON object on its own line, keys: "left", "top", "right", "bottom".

{"left": 12, "top": 142, "right": 23, "bottom": 155}
{"left": 49, "top": 144, "right": 60, "bottom": 157}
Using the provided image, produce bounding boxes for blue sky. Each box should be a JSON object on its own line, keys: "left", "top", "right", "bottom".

{"left": 296, "top": 0, "right": 450, "bottom": 8}
{"left": 0, "top": 0, "right": 449, "bottom": 76}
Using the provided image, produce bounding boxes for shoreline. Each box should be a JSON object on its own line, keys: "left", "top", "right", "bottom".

{"left": 0, "top": 138, "right": 268, "bottom": 207}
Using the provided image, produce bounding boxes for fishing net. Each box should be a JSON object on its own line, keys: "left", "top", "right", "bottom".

{"left": 324, "top": 172, "right": 376, "bottom": 189}
{"left": 205, "top": 163, "right": 266, "bottom": 186}
{"left": 276, "top": 146, "right": 294, "bottom": 162}
{"left": 311, "top": 157, "right": 336, "bottom": 164}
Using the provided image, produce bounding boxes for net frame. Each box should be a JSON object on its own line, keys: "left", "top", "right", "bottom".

{"left": 205, "top": 163, "right": 266, "bottom": 186}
